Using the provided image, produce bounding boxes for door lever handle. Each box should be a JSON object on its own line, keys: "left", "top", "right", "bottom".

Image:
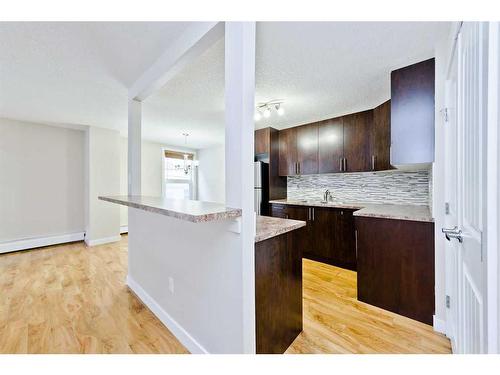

{"left": 442, "top": 226, "right": 463, "bottom": 243}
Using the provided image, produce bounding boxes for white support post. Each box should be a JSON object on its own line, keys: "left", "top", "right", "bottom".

{"left": 224, "top": 22, "right": 256, "bottom": 353}
{"left": 128, "top": 99, "right": 142, "bottom": 195}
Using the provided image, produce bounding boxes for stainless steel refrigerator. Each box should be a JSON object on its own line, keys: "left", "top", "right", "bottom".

{"left": 254, "top": 161, "right": 269, "bottom": 216}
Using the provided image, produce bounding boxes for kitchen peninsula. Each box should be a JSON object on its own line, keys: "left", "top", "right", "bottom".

{"left": 99, "top": 196, "right": 305, "bottom": 354}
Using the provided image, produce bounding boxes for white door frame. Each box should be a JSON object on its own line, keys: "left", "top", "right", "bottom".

{"left": 486, "top": 21, "right": 499, "bottom": 354}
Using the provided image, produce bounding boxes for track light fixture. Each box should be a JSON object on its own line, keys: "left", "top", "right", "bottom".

{"left": 254, "top": 99, "right": 285, "bottom": 121}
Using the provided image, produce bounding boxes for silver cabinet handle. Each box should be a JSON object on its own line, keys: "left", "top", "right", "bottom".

{"left": 442, "top": 226, "right": 463, "bottom": 243}
{"left": 343, "top": 158, "right": 347, "bottom": 172}
{"left": 298, "top": 162, "right": 301, "bottom": 175}
{"left": 355, "top": 229, "right": 358, "bottom": 258}
{"left": 312, "top": 207, "right": 315, "bottom": 221}
{"left": 308, "top": 207, "right": 311, "bottom": 221}
{"left": 339, "top": 158, "right": 343, "bottom": 171}
{"left": 371, "top": 155, "right": 376, "bottom": 171}
{"left": 295, "top": 162, "right": 298, "bottom": 175}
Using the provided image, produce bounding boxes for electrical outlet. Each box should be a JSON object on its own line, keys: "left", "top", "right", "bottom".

{"left": 168, "top": 277, "right": 174, "bottom": 294}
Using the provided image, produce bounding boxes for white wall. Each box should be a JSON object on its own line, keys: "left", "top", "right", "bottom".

{"left": 197, "top": 144, "right": 225, "bottom": 203}
{"left": 128, "top": 208, "right": 244, "bottom": 353}
{"left": 85, "top": 126, "right": 121, "bottom": 245}
{"left": 0, "top": 118, "right": 85, "bottom": 243}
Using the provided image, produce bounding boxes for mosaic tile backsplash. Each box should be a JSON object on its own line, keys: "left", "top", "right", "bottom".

{"left": 287, "top": 169, "right": 430, "bottom": 206}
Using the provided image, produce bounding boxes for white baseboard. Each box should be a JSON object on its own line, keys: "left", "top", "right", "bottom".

{"left": 120, "top": 225, "right": 128, "bottom": 234}
{"left": 126, "top": 275, "right": 208, "bottom": 354}
{"left": 85, "top": 235, "right": 121, "bottom": 247}
{"left": 0, "top": 232, "right": 85, "bottom": 254}
{"left": 433, "top": 315, "right": 446, "bottom": 334}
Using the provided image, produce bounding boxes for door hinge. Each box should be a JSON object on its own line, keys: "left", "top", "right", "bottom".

{"left": 441, "top": 107, "right": 450, "bottom": 123}
{"left": 445, "top": 202, "right": 450, "bottom": 215}
{"left": 446, "top": 295, "right": 451, "bottom": 308}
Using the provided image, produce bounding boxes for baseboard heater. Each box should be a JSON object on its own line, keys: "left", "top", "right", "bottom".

{"left": 0, "top": 232, "right": 85, "bottom": 254}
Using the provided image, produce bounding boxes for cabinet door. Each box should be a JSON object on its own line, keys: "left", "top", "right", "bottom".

{"left": 286, "top": 206, "right": 312, "bottom": 254}
{"left": 342, "top": 111, "right": 373, "bottom": 172}
{"left": 255, "top": 128, "right": 270, "bottom": 155}
{"left": 318, "top": 117, "right": 343, "bottom": 173}
{"left": 278, "top": 127, "right": 297, "bottom": 176}
{"left": 391, "top": 58, "right": 435, "bottom": 165}
{"left": 334, "top": 209, "right": 357, "bottom": 271}
{"left": 296, "top": 124, "right": 318, "bottom": 175}
{"left": 372, "top": 100, "right": 391, "bottom": 171}
{"left": 308, "top": 207, "right": 336, "bottom": 261}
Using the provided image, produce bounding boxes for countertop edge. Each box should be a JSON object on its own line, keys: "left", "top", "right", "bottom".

{"left": 99, "top": 196, "right": 242, "bottom": 223}
{"left": 255, "top": 217, "right": 306, "bottom": 243}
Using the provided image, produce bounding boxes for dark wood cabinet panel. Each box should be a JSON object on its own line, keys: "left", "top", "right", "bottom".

{"left": 306, "top": 207, "right": 356, "bottom": 270}
{"left": 268, "top": 128, "right": 287, "bottom": 201}
{"left": 391, "top": 58, "right": 435, "bottom": 165}
{"left": 342, "top": 110, "right": 373, "bottom": 172}
{"left": 279, "top": 127, "right": 298, "bottom": 176}
{"left": 296, "top": 123, "right": 319, "bottom": 175}
{"left": 255, "top": 128, "right": 270, "bottom": 155}
{"left": 355, "top": 216, "right": 435, "bottom": 325}
{"left": 270, "top": 204, "right": 287, "bottom": 219}
{"left": 286, "top": 205, "right": 313, "bottom": 254}
{"left": 271, "top": 204, "right": 357, "bottom": 270}
{"left": 308, "top": 207, "right": 336, "bottom": 261}
{"left": 372, "top": 100, "right": 391, "bottom": 171}
{"left": 318, "top": 117, "right": 344, "bottom": 173}
{"left": 255, "top": 231, "right": 302, "bottom": 354}
{"left": 334, "top": 209, "right": 357, "bottom": 270}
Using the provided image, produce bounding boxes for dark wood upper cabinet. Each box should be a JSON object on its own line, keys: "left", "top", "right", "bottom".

{"left": 255, "top": 128, "right": 270, "bottom": 155}
{"left": 342, "top": 110, "right": 373, "bottom": 172}
{"left": 278, "top": 127, "right": 298, "bottom": 176}
{"left": 372, "top": 100, "right": 391, "bottom": 171}
{"left": 391, "top": 58, "right": 435, "bottom": 165}
{"left": 296, "top": 123, "right": 319, "bottom": 175}
{"left": 318, "top": 117, "right": 344, "bottom": 173}
{"left": 254, "top": 127, "right": 287, "bottom": 208}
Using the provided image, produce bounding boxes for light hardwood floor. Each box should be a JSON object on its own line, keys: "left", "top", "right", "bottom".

{"left": 0, "top": 236, "right": 187, "bottom": 354}
{"left": 286, "top": 258, "right": 451, "bottom": 354}
{"left": 0, "top": 236, "right": 451, "bottom": 354}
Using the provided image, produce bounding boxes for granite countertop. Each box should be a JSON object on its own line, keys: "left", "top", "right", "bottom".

{"left": 255, "top": 215, "right": 306, "bottom": 243}
{"left": 99, "top": 196, "right": 242, "bottom": 223}
{"left": 269, "top": 199, "right": 433, "bottom": 223}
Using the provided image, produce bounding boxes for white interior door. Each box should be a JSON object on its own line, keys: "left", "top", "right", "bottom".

{"left": 444, "top": 55, "right": 459, "bottom": 351}
{"left": 444, "top": 22, "right": 488, "bottom": 354}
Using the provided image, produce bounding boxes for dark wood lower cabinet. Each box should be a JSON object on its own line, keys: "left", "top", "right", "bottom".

{"left": 286, "top": 205, "right": 314, "bottom": 254}
{"left": 306, "top": 207, "right": 356, "bottom": 271}
{"left": 270, "top": 204, "right": 356, "bottom": 271}
{"left": 255, "top": 231, "right": 303, "bottom": 354}
{"left": 355, "top": 216, "right": 435, "bottom": 325}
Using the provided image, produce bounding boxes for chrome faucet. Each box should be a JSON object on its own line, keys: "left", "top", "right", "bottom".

{"left": 323, "top": 190, "right": 331, "bottom": 202}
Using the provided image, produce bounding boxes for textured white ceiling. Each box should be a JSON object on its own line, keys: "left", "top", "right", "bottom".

{"left": 0, "top": 22, "right": 451, "bottom": 150}
{"left": 0, "top": 22, "right": 192, "bottom": 129}
{"left": 145, "top": 22, "right": 451, "bottom": 148}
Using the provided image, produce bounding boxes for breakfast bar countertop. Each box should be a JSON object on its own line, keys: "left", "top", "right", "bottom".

{"left": 99, "top": 195, "right": 242, "bottom": 223}
{"left": 255, "top": 215, "right": 306, "bottom": 243}
{"left": 269, "top": 199, "right": 433, "bottom": 223}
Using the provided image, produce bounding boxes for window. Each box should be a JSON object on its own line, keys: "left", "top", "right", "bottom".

{"left": 163, "top": 150, "right": 197, "bottom": 200}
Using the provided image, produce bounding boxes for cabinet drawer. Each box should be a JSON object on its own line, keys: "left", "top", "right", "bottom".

{"left": 270, "top": 204, "right": 287, "bottom": 219}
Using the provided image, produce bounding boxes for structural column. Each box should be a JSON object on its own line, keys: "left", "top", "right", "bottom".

{"left": 224, "top": 21, "right": 257, "bottom": 353}
{"left": 128, "top": 99, "right": 142, "bottom": 195}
